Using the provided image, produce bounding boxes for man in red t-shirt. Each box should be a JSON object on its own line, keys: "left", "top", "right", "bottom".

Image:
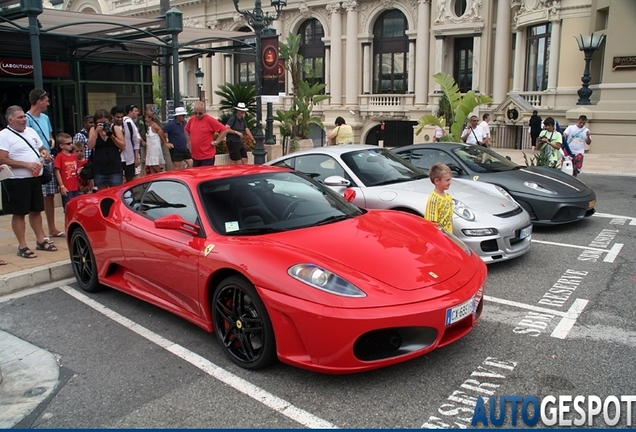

{"left": 185, "top": 101, "right": 229, "bottom": 167}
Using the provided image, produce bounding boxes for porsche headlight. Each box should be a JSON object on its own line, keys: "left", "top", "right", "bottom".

{"left": 495, "top": 185, "right": 516, "bottom": 202}
{"left": 453, "top": 198, "right": 475, "bottom": 221}
{"left": 524, "top": 181, "right": 556, "bottom": 194}
{"left": 443, "top": 230, "right": 473, "bottom": 256}
{"left": 462, "top": 228, "right": 498, "bottom": 236}
{"left": 288, "top": 264, "right": 366, "bottom": 297}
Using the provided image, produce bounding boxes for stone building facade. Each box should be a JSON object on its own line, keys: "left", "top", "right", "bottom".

{"left": 62, "top": 0, "right": 636, "bottom": 153}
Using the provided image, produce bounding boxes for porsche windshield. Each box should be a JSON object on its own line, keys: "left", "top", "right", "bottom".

{"left": 199, "top": 171, "right": 363, "bottom": 235}
{"left": 452, "top": 146, "right": 521, "bottom": 173}
{"left": 340, "top": 148, "right": 427, "bottom": 187}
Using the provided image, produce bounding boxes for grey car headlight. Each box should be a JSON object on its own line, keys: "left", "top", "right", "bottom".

{"left": 495, "top": 185, "right": 517, "bottom": 202}
{"left": 462, "top": 228, "right": 499, "bottom": 236}
{"left": 453, "top": 198, "right": 476, "bottom": 221}
{"left": 524, "top": 181, "right": 557, "bottom": 194}
{"left": 288, "top": 264, "right": 367, "bottom": 297}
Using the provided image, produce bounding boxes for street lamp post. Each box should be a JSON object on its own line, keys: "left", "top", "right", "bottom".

{"left": 232, "top": 0, "right": 286, "bottom": 164}
{"left": 195, "top": 67, "right": 204, "bottom": 101}
{"left": 574, "top": 33, "right": 605, "bottom": 105}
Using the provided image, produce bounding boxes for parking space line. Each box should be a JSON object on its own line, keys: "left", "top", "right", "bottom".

{"left": 593, "top": 212, "right": 636, "bottom": 222}
{"left": 604, "top": 243, "right": 624, "bottom": 263}
{"left": 551, "top": 299, "right": 589, "bottom": 339}
{"left": 59, "top": 285, "right": 337, "bottom": 429}
{"left": 484, "top": 295, "right": 569, "bottom": 317}
{"left": 531, "top": 239, "right": 608, "bottom": 252}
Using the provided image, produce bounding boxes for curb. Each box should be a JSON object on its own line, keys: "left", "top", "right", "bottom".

{"left": 0, "top": 261, "right": 73, "bottom": 297}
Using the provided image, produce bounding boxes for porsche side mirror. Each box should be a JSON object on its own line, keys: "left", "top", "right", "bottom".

{"left": 447, "top": 163, "right": 464, "bottom": 175}
{"left": 154, "top": 214, "right": 200, "bottom": 236}
{"left": 506, "top": 156, "right": 512, "bottom": 161}
{"left": 324, "top": 176, "right": 350, "bottom": 187}
{"left": 343, "top": 188, "right": 356, "bottom": 203}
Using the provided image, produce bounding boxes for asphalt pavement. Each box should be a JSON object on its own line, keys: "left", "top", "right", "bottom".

{"left": 0, "top": 148, "right": 635, "bottom": 427}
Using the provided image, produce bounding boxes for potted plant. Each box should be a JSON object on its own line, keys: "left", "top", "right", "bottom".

{"left": 415, "top": 73, "right": 492, "bottom": 142}
{"left": 276, "top": 32, "right": 330, "bottom": 151}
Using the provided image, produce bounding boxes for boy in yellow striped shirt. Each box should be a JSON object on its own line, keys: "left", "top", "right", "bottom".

{"left": 424, "top": 162, "right": 453, "bottom": 232}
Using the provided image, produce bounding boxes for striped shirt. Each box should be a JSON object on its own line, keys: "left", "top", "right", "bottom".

{"left": 424, "top": 191, "right": 453, "bottom": 232}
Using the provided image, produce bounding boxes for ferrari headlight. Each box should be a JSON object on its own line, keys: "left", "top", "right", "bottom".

{"left": 495, "top": 185, "right": 516, "bottom": 202}
{"left": 453, "top": 199, "right": 475, "bottom": 221}
{"left": 443, "top": 230, "right": 473, "bottom": 256}
{"left": 524, "top": 181, "right": 556, "bottom": 194}
{"left": 288, "top": 264, "right": 366, "bottom": 297}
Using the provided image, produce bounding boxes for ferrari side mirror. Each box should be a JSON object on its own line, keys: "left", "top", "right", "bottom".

{"left": 154, "top": 214, "right": 200, "bottom": 236}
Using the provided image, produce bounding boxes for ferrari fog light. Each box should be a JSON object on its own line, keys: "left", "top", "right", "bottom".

{"left": 288, "top": 264, "right": 366, "bottom": 297}
{"left": 442, "top": 231, "right": 473, "bottom": 256}
{"left": 523, "top": 181, "right": 556, "bottom": 194}
{"left": 452, "top": 199, "right": 475, "bottom": 221}
{"left": 461, "top": 228, "right": 498, "bottom": 236}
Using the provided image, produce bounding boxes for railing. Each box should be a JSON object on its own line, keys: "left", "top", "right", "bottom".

{"left": 358, "top": 94, "right": 414, "bottom": 119}
{"left": 518, "top": 92, "right": 543, "bottom": 107}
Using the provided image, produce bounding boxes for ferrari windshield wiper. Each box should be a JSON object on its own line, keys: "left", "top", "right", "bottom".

{"left": 310, "top": 214, "right": 352, "bottom": 226}
{"left": 233, "top": 227, "right": 287, "bottom": 235}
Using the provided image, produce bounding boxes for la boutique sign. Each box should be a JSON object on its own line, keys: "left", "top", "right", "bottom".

{"left": 1, "top": 59, "right": 33, "bottom": 76}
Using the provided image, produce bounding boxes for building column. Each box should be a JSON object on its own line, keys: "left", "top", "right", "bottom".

{"left": 362, "top": 42, "right": 371, "bottom": 94}
{"left": 324, "top": 46, "right": 331, "bottom": 95}
{"left": 492, "top": 0, "right": 511, "bottom": 103}
{"left": 327, "top": 2, "right": 343, "bottom": 106}
{"left": 211, "top": 44, "right": 224, "bottom": 106}
{"left": 415, "top": 0, "right": 431, "bottom": 105}
{"left": 547, "top": 19, "right": 561, "bottom": 91}
{"left": 224, "top": 53, "right": 232, "bottom": 86}
{"left": 434, "top": 35, "right": 445, "bottom": 92}
{"left": 344, "top": 0, "right": 359, "bottom": 106}
{"left": 472, "top": 33, "right": 481, "bottom": 92}
{"left": 408, "top": 39, "right": 416, "bottom": 94}
{"left": 512, "top": 29, "right": 524, "bottom": 91}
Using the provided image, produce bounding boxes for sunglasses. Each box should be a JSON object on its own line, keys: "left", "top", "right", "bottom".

{"left": 195, "top": 111, "right": 205, "bottom": 115}
{"left": 61, "top": 142, "right": 73, "bottom": 145}
{"left": 38, "top": 91, "right": 47, "bottom": 99}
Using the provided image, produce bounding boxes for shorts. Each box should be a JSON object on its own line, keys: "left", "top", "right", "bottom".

{"left": 41, "top": 160, "right": 59, "bottom": 195}
{"left": 193, "top": 158, "right": 215, "bottom": 167}
{"left": 227, "top": 141, "right": 247, "bottom": 161}
{"left": 170, "top": 147, "right": 193, "bottom": 162}
{"left": 122, "top": 162, "right": 135, "bottom": 181}
{"left": 1, "top": 177, "right": 45, "bottom": 215}
{"left": 94, "top": 172, "right": 123, "bottom": 188}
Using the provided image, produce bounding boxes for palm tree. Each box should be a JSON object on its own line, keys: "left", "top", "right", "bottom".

{"left": 416, "top": 73, "right": 492, "bottom": 142}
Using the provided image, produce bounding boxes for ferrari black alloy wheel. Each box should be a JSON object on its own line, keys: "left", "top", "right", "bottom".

{"left": 70, "top": 228, "right": 100, "bottom": 292}
{"left": 212, "top": 276, "right": 276, "bottom": 370}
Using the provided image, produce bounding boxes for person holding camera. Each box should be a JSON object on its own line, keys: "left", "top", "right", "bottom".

{"left": 87, "top": 109, "right": 125, "bottom": 190}
{"left": 537, "top": 117, "right": 562, "bottom": 164}
{"left": 461, "top": 115, "right": 488, "bottom": 146}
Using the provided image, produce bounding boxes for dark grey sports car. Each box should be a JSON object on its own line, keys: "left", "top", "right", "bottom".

{"left": 393, "top": 143, "right": 596, "bottom": 226}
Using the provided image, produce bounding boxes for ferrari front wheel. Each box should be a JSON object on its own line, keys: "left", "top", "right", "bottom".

{"left": 70, "top": 228, "right": 100, "bottom": 292}
{"left": 212, "top": 276, "right": 276, "bottom": 370}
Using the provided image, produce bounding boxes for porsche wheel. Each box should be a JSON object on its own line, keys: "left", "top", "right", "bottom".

{"left": 212, "top": 276, "right": 276, "bottom": 370}
{"left": 70, "top": 228, "right": 100, "bottom": 292}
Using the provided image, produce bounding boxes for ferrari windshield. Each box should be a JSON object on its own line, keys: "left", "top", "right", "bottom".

{"left": 340, "top": 148, "right": 427, "bottom": 187}
{"left": 452, "top": 146, "right": 520, "bottom": 173}
{"left": 199, "top": 171, "right": 363, "bottom": 235}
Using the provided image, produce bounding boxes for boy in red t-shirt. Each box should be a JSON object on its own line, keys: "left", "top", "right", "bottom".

{"left": 73, "top": 141, "right": 92, "bottom": 193}
{"left": 53, "top": 133, "right": 80, "bottom": 210}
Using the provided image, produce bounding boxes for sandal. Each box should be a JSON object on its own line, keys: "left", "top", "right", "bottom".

{"left": 50, "top": 231, "right": 65, "bottom": 238}
{"left": 0, "top": 260, "right": 7, "bottom": 265}
{"left": 17, "top": 247, "right": 38, "bottom": 259}
{"left": 36, "top": 239, "right": 58, "bottom": 252}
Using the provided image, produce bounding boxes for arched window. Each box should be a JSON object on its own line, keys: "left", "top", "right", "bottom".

{"left": 373, "top": 10, "right": 408, "bottom": 94}
{"left": 234, "top": 27, "right": 256, "bottom": 86}
{"left": 298, "top": 19, "right": 325, "bottom": 86}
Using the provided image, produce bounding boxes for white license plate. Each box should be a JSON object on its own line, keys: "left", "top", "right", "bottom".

{"left": 519, "top": 225, "right": 532, "bottom": 239}
{"left": 445, "top": 297, "right": 475, "bottom": 326}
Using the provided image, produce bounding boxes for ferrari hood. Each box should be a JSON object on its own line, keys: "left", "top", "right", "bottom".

{"left": 271, "top": 212, "right": 464, "bottom": 292}
{"left": 511, "top": 167, "right": 592, "bottom": 195}
{"left": 387, "top": 178, "right": 518, "bottom": 214}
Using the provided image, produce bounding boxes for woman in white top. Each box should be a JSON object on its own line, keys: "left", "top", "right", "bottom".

{"left": 144, "top": 114, "right": 166, "bottom": 174}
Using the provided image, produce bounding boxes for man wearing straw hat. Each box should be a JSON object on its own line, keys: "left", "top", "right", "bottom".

{"left": 225, "top": 102, "right": 253, "bottom": 165}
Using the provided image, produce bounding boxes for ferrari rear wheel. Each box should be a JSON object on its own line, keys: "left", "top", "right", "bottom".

{"left": 70, "top": 228, "right": 101, "bottom": 292}
{"left": 212, "top": 276, "right": 276, "bottom": 370}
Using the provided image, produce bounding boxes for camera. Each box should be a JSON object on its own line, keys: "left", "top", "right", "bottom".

{"left": 100, "top": 122, "right": 113, "bottom": 137}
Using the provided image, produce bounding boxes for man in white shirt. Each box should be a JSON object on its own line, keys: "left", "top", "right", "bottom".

{"left": 122, "top": 104, "right": 141, "bottom": 181}
{"left": 478, "top": 113, "right": 491, "bottom": 147}
{"left": 461, "top": 115, "right": 488, "bottom": 146}
{"left": 0, "top": 105, "right": 57, "bottom": 258}
{"left": 563, "top": 115, "right": 592, "bottom": 177}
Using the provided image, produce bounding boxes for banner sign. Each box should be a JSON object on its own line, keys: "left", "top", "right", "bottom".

{"left": 261, "top": 35, "right": 279, "bottom": 96}
{"left": 0, "top": 58, "right": 71, "bottom": 78}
